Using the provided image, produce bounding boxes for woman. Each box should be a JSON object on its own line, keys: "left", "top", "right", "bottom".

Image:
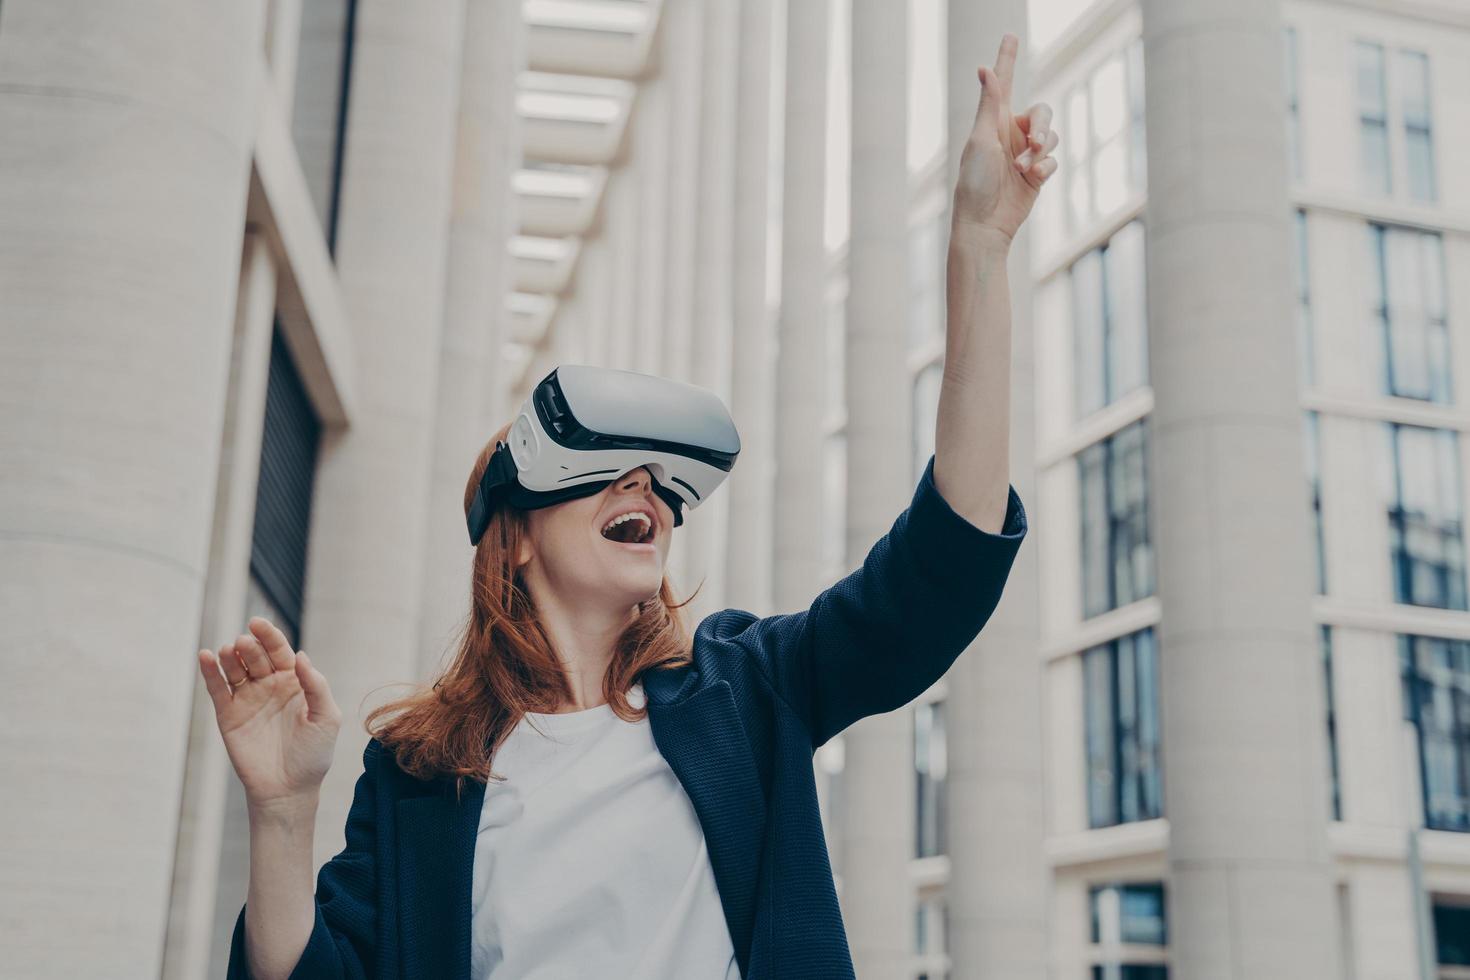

{"left": 199, "top": 33, "right": 1056, "bottom": 980}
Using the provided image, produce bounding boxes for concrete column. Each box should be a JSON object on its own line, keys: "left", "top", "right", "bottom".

{"left": 772, "top": 0, "right": 828, "bottom": 620}
{"left": 684, "top": 0, "right": 740, "bottom": 624}
{"left": 771, "top": 0, "right": 833, "bottom": 909}
{"left": 417, "top": 0, "right": 525, "bottom": 680}
{"left": 724, "top": 0, "right": 780, "bottom": 618}
{"left": 841, "top": 2, "right": 912, "bottom": 977}
{"left": 943, "top": 6, "right": 1048, "bottom": 978}
{"left": 660, "top": 0, "right": 703, "bottom": 388}
{"left": 301, "top": 0, "right": 466, "bottom": 863}
{"left": 1140, "top": 1, "right": 1341, "bottom": 976}
{"left": 0, "top": 2, "right": 265, "bottom": 973}
{"left": 161, "top": 235, "right": 278, "bottom": 979}
{"left": 633, "top": 72, "right": 670, "bottom": 378}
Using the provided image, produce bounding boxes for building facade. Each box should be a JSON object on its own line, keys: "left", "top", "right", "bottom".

{"left": 2, "top": 0, "right": 1469, "bottom": 977}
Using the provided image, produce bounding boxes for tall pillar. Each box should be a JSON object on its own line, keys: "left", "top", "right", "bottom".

{"left": 633, "top": 72, "right": 670, "bottom": 378}
{"left": 841, "top": 2, "right": 912, "bottom": 977}
{"left": 162, "top": 234, "right": 278, "bottom": 979}
{"left": 944, "top": 8, "right": 1047, "bottom": 979}
{"left": 772, "top": 0, "right": 831, "bottom": 881}
{"left": 772, "top": 0, "right": 828, "bottom": 617}
{"left": 418, "top": 0, "right": 525, "bottom": 680}
{"left": 301, "top": 0, "right": 466, "bottom": 863}
{"left": 685, "top": 0, "right": 740, "bottom": 623}
{"left": 724, "top": 0, "right": 780, "bottom": 617}
{"left": 660, "top": 0, "right": 703, "bottom": 389}
{"left": 1140, "top": 0, "right": 1340, "bottom": 975}
{"left": 0, "top": 2, "right": 265, "bottom": 973}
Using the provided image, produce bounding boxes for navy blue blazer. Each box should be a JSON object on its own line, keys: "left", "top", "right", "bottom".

{"left": 227, "top": 453, "right": 1027, "bottom": 979}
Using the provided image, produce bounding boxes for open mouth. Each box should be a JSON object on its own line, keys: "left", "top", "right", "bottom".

{"left": 600, "top": 511, "right": 655, "bottom": 549}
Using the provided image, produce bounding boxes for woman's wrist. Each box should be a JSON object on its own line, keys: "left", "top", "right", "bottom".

{"left": 247, "top": 790, "right": 321, "bottom": 829}
{"left": 949, "top": 217, "right": 1014, "bottom": 258}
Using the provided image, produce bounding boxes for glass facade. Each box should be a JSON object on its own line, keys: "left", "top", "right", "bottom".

{"left": 1399, "top": 50, "right": 1436, "bottom": 203}
{"left": 1284, "top": 26, "right": 1302, "bottom": 180}
{"left": 1370, "top": 224, "right": 1450, "bottom": 403}
{"left": 1304, "top": 410, "right": 1327, "bottom": 595}
{"left": 1072, "top": 220, "right": 1148, "bottom": 420}
{"left": 1436, "top": 903, "right": 1470, "bottom": 965}
{"left": 1356, "top": 41, "right": 1391, "bottom": 196}
{"left": 1062, "top": 40, "right": 1146, "bottom": 232}
{"left": 1084, "top": 628, "right": 1163, "bottom": 829}
{"left": 1402, "top": 635, "right": 1470, "bottom": 831}
{"left": 1323, "top": 625, "right": 1342, "bottom": 821}
{"left": 1090, "top": 882, "right": 1168, "bottom": 980}
{"left": 915, "top": 700, "right": 948, "bottom": 859}
{"left": 1386, "top": 423, "right": 1466, "bottom": 611}
{"left": 1080, "top": 420, "right": 1154, "bottom": 619}
{"left": 1294, "top": 209, "right": 1314, "bottom": 389}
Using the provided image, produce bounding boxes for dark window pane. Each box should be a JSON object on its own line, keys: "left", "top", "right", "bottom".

{"left": 1091, "top": 967, "right": 1169, "bottom": 980}
{"left": 1436, "top": 903, "right": 1470, "bottom": 965}
{"left": 1388, "top": 424, "right": 1467, "bottom": 610}
{"left": 1079, "top": 420, "right": 1154, "bottom": 619}
{"left": 1085, "top": 630, "right": 1163, "bottom": 829}
{"left": 1403, "top": 635, "right": 1470, "bottom": 831}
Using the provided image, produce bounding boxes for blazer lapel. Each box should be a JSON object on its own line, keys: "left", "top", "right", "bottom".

{"left": 644, "top": 670, "right": 768, "bottom": 979}
{"left": 396, "top": 779, "right": 485, "bottom": 980}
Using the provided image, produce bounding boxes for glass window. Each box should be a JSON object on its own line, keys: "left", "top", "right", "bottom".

{"left": 1084, "top": 628, "right": 1163, "bottom": 828}
{"left": 1063, "top": 44, "right": 1146, "bottom": 233}
{"left": 1399, "top": 50, "right": 1436, "bottom": 203}
{"left": 1080, "top": 420, "right": 1154, "bottom": 619}
{"left": 1356, "top": 41, "right": 1391, "bottom": 196}
{"left": 914, "top": 700, "right": 948, "bottom": 858}
{"left": 912, "top": 362, "right": 941, "bottom": 484}
{"left": 1402, "top": 635, "right": 1470, "bottom": 831}
{"left": 1304, "top": 410, "right": 1326, "bottom": 595}
{"left": 1370, "top": 224, "right": 1451, "bottom": 403}
{"left": 1293, "top": 210, "right": 1315, "bottom": 388}
{"left": 1090, "top": 968, "right": 1168, "bottom": 980}
{"left": 1073, "top": 221, "right": 1149, "bottom": 420}
{"left": 1436, "top": 902, "right": 1470, "bottom": 965}
{"left": 1090, "top": 882, "right": 1168, "bottom": 980}
{"left": 1323, "top": 625, "right": 1341, "bottom": 820}
{"left": 1091, "top": 883, "right": 1167, "bottom": 945}
{"left": 1283, "top": 27, "right": 1302, "bottom": 180}
{"left": 1386, "top": 423, "right": 1466, "bottom": 610}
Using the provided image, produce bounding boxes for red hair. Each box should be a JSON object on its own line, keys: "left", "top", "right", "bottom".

{"left": 365, "top": 421, "right": 701, "bottom": 799}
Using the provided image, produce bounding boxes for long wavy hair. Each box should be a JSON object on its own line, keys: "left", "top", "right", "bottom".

{"left": 365, "top": 421, "right": 701, "bottom": 799}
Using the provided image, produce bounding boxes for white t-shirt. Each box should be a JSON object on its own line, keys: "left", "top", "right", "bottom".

{"left": 470, "top": 680, "right": 742, "bottom": 980}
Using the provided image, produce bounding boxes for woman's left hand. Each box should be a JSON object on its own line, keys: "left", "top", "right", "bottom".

{"left": 952, "top": 33, "right": 1058, "bottom": 247}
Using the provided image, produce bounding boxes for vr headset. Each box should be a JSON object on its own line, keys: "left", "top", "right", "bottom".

{"left": 467, "top": 364, "right": 741, "bottom": 546}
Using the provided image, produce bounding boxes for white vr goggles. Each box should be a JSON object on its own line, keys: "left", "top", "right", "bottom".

{"left": 467, "top": 364, "right": 741, "bottom": 546}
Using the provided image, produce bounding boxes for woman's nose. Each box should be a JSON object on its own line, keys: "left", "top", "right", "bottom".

{"left": 619, "top": 467, "right": 651, "bottom": 490}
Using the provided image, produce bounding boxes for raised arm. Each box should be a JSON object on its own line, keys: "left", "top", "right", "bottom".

{"left": 703, "top": 34, "right": 1053, "bottom": 748}
{"left": 705, "top": 453, "right": 1026, "bottom": 748}
{"left": 938, "top": 32, "right": 1055, "bottom": 529}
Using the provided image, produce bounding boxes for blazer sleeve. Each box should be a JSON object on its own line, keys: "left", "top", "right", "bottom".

{"left": 226, "top": 739, "right": 382, "bottom": 980}
{"left": 712, "top": 452, "right": 1027, "bottom": 748}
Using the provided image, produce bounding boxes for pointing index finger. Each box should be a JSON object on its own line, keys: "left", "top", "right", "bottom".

{"left": 994, "top": 33, "right": 1019, "bottom": 97}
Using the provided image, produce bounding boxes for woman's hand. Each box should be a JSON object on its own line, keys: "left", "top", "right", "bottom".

{"left": 197, "top": 616, "right": 342, "bottom": 814}
{"left": 952, "top": 33, "right": 1058, "bottom": 248}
